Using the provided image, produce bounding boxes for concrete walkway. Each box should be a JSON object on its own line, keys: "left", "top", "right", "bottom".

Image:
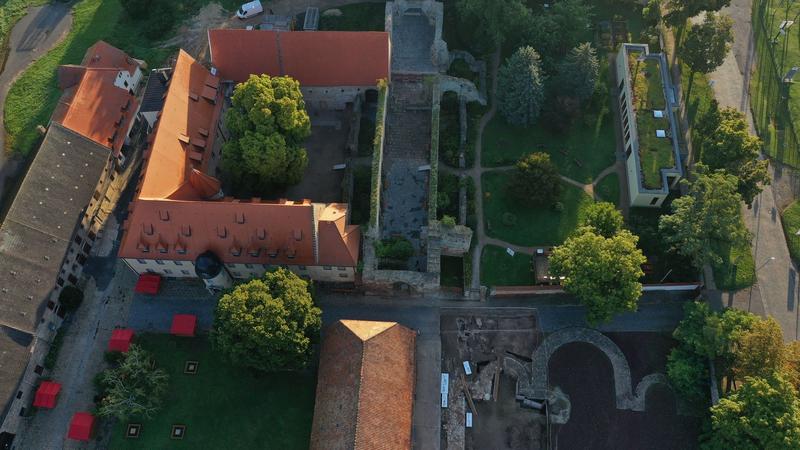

{"left": 0, "top": 3, "right": 72, "bottom": 200}
{"left": 706, "top": 0, "right": 800, "bottom": 341}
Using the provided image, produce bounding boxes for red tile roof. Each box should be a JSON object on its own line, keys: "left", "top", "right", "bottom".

{"left": 208, "top": 30, "right": 390, "bottom": 86}
{"left": 118, "top": 50, "right": 360, "bottom": 267}
{"left": 52, "top": 41, "right": 140, "bottom": 154}
{"left": 310, "top": 320, "right": 415, "bottom": 450}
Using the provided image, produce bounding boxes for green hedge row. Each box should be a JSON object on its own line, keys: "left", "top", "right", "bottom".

{"left": 428, "top": 83, "right": 441, "bottom": 222}
{"left": 368, "top": 79, "right": 389, "bottom": 230}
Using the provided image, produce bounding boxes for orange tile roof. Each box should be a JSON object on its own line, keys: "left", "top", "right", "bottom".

{"left": 208, "top": 30, "right": 390, "bottom": 86}
{"left": 118, "top": 50, "right": 360, "bottom": 267}
{"left": 310, "top": 320, "right": 416, "bottom": 450}
{"left": 52, "top": 41, "right": 140, "bottom": 154}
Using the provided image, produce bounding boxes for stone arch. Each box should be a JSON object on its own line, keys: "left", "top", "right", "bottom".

{"left": 531, "top": 327, "right": 636, "bottom": 409}
{"left": 632, "top": 373, "right": 673, "bottom": 412}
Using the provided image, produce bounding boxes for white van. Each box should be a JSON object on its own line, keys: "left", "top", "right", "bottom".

{"left": 237, "top": 0, "right": 263, "bottom": 19}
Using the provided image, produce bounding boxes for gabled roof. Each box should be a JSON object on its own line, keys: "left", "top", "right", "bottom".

{"left": 310, "top": 320, "right": 415, "bottom": 450}
{"left": 52, "top": 41, "right": 141, "bottom": 154}
{"left": 208, "top": 30, "right": 390, "bottom": 86}
{"left": 118, "top": 50, "right": 360, "bottom": 267}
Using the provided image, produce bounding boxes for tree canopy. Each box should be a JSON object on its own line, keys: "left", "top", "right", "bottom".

{"left": 681, "top": 13, "right": 734, "bottom": 75}
{"left": 703, "top": 375, "right": 800, "bottom": 450}
{"left": 698, "top": 104, "right": 769, "bottom": 206}
{"left": 222, "top": 75, "right": 311, "bottom": 195}
{"left": 212, "top": 268, "right": 321, "bottom": 372}
{"left": 553, "top": 43, "right": 599, "bottom": 103}
{"left": 664, "top": 0, "right": 731, "bottom": 26}
{"left": 580, "top": 201, "right": 624, "bottom": 238}
{"left": 549, "top": 227, "right": 646, "bottom": 324}
{"left": 508, "top": 152, "right": 561, "bottom": 205}
{"left": 97, "top": 345, "right": 169, "bottom": 420}
{"left": 659, "top": 167, "right": 750, "bottom": 269}
{"left": 58, "top": 286, "right": 84, "bottom": 313}
{"left": 522, "top": 0, "right": 594, "bottom": 61}
{"left": 497, "top": 47, "right": 546, "bottom": 126}
{"left": 455, "top": 0, "right": 532, "bottom": 48}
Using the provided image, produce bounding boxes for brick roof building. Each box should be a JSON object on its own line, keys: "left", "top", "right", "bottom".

{"left": 310, "top": 320, "right": 416, "bottom": 450}
{"left": 118, "top": 50, "right": 360, "bottom": 286}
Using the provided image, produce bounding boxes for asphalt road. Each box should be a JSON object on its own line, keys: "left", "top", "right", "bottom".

{"left": 0, "top": 3, "right": 72, "bottom": 199}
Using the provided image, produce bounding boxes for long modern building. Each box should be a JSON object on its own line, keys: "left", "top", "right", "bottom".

{"left": 616, "top": 43, "right": 683, "bottom": 208}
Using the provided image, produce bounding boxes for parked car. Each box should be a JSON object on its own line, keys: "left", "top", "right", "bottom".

{"left": 237, "top": 0, "right": 263, "bottom": 19}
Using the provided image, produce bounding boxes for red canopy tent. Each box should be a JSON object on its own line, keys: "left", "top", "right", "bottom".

{"left": 170, "top": 314, "right": 197, "bottom": 337}
{"left": 108, "top": 329, "right": 134, "bottom": 352}
{"left": 32, "top": 381, "right": 61, "bottom": 409}
{"left": 134, "top": 273, "right": 161, "bottom": 295}
{"left": 67, "top": 412, "right": 95, "bottom": 441}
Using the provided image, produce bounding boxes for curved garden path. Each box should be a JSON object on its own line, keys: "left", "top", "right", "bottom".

{"left": 460, "top": 49, "right": 624, "bottom": 289}
{"left": 0, "top": 3, "right": 72, "bottom": 200}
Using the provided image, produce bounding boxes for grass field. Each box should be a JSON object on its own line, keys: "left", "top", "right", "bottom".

{"left": 480, "top": 245, "right": 533, "bottom": 286}
{"left": 441, "top": 255, "right": 464, "bottom": 287}
{"left": 109, "top": 334, "right": 315, "bottom": 450}
{"left": 711, "top": 239, "right": 756, "bottom": 291}
{"left": 481, "top": 60, "right": 615, "bottom": 183}
{"left": 782, "top": 200, "right": 800, "bottom": 261}
{"left": 595, "top": 173, "right": 621, "bottom": 206}
{"left": 5, "top": 0, "right": 236, "bottom": 155}
{"left": 482, "top": 171, "right": 594, "bottom": 246}
{"left": 319, "top": 2, "right": 386, "bottom": 31}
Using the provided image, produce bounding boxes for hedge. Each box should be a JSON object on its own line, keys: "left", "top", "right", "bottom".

{"left": 368, "top": 79, "right": 389, "bottom": 231}
{"left": 428, "top": 82, "right": 441, "bottom": 222}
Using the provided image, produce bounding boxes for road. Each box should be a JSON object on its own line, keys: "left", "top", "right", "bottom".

{"left": 705, "top": 0, "right": 800, "bottom": 341}
{"left": 0, "top": 3, "right": 72, "bottom": 199}
{"left": 319, "top": 292, "right": 688, "bottom": 450}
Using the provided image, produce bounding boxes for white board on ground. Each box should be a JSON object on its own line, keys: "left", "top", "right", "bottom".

{"left": 463, "top": 361, "right": 472, "bottom": 375}
{"left": 506, "top": 248, "right": 515, "bottom": 256}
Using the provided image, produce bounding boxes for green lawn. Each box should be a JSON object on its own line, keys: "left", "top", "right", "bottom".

{"left": 480, "top": 244, "right": 533, "bottom": 286}
{"left": 319, "top": 2, "right": 386, "bottom": 31}
{"left": 350, "top": 165, "right": 371, "bottom": 225}
{"left": 5, "top": 0, "right": 233, "bottom": 155}
{"left": 782, "top": 200, "right": 800, "bottom": 261}
{"left": 712, "top": 239, "right": 756, "bottom": 291}
{"left": 595, "top": 172, "right": 621, "bottom": 206}
{"left": 109, "top": 334, "right": 315, "bottom": 450}
{"left": 482, "top": 60, "right": 616, "bottom": 183}
{"left": 482, "top": 171, "right": 594, "bottom": 246}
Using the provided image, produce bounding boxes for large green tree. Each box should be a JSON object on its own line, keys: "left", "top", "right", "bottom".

{"left": 580, "top": 201, "right": 624, "bottom": 238}
{"left": 703, "top": 375, "right": 800, "bottom": 450}
{"left": 508, "top": 152, "right": 561, "bottom": 205}
{"left": 554, "top": 43, "right": 599, "bottom": 103}
{"left": 659, "top": 167, "right": 750, "bottom": 269}
{"left": 222, "top": 74, "right": 311, "bottom": 195}
{"left": 497, "top": 47, "right": 545, "bottom": 126}
{"left": 455, "top": 0, "right": 531, "bottom": 48}
{"left": 212, "top": 268, "right": 321, "bottom": 372}
{"left": 699, "top": 106, "right": 769, "bottom": 206}
{"left": 681, "top": 13, "right": 734, "bottom": 75}
{"left": 523, "top": 0, "right": 594, "bottom": 60}
{"left": 97, "top": 345, "right": 169, "bottom": 420}
{"left": 664, "top": 0, "right": 731, "bottom": 26}
{"left": 549, "top": 227, "right": 646, "bottom": 324}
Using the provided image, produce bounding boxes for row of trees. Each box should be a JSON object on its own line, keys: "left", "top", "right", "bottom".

{"left": 497, "top": 43, "right": 600, "bottom": 128}
{"left": 667, "top": 302, "right": 800, "bottom": 447}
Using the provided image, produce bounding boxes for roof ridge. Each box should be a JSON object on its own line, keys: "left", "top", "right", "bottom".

{"left": 352, "top": 323, "right": 371, "bottom": 449}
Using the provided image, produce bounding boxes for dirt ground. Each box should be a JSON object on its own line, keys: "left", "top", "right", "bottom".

{"left": 282, "top": 110, "right": 351, "bottom": 203}
{"left": 548, "top": 333, "right": 701, "bottom": 450}
{"left": 440, "top": 309, "right": 545, "bottom": 450}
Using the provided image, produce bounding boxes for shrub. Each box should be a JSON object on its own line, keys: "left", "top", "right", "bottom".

{"left": 508, "top": 152, "right": 562, "bottom": 205}
{"left": 442, "top": 215, "right": 457, "bottom": 227}
{"left": 58, "top": 286, "right": 84, "bottom": 313}
{"left": 376, "top": 237, "right": 415, "bottom": 261}
{"left": 552, "top": 202, "right": 565, "bottom": 212}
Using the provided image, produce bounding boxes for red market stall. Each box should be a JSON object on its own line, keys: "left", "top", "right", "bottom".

{"left": 134, "top": 273, "right": 162, "bottom": 295}
{"left": 67, "top": 412, "right": 96, "bottom": 441}
{"left": 32, "top": 381, "right": 61, "bottom": 409}
{"left": 108, "top": 329, "right": 134, "bottom": 352}
{"left": 170, "top": 314, "right": 197, "bottom": 337}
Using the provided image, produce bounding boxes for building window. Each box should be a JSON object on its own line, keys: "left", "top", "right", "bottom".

{"left": 56, "top": 277, "right": 64, "bottom": 287}
{"left": 136, "top": 259, "right": 146, "bottom": 264}
{"left": 174, "top": 260, "right": 183, "bottom": 266}
{"left": 650, "top": 197, "right": 659, "bottom": 205}
{"left": 74, "top": 235, "right": 83, "bottom": 245}
{"left": 155, "top": 260, "right": 165, "bottom": 265}
{"left": 76, "top": 254, "right": 87, "bottom": 265}
{"left": 323, "top": 266, "right": 332, "bottom": 270}
{"left": 164, "top": 269, "right": 173, "bottom": 275}
{"left": 82, "top": 242, "right": 92, "bottom": 253}
{"left": 181, "top": 270, "right": 190, "bottom": 275}
{"left": 88, "top": 230, "right": 96, "bottom": 241}
{"left": 232, "top": 272, "right": 242, "bottom": 277}
{"left": 67, "top": 275, "right": 78, "bottom": 284}
{"left": 158, "top": 247, "right": 167, "bottom": 254}
{"left": 92, "top": 190, "right": 101, "bottom": 201}
{"left": 339, "top": 273, "right": 348, "bottom": 278}
{"left": 245, "top": 264, "right": 253, "bottom": 269}
{"left": 338, "top": 267, "right": 346, "bottom": 271}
